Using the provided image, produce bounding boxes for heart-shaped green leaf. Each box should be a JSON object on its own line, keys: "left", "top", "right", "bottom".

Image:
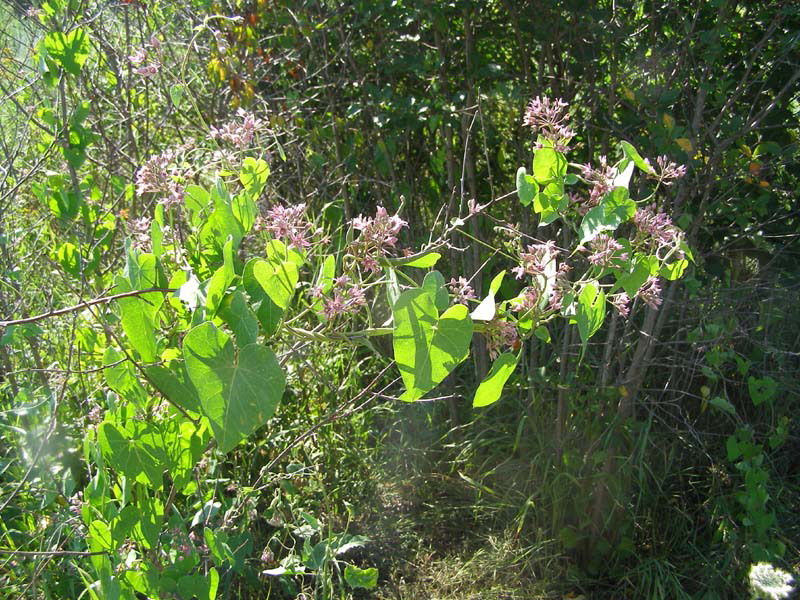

{"left": 218, "top": 290, "right": 259, "bottom": 347}
{"left": 392, "top": 289, "right": 473, "bottom": 401}
{"left": 748, "top": 376, "right": 777, "bottom": 406}
{"left": 98, "top": 421, "right": 164, "bottom": 488}
{"left": 183, "top": 322, "right": 285, "bottom": 453}
{"left": 422, "top": 270, "right": 449, "bottom": 312}
{"left": 344, "top": 565, "right": 378, "bottom": 590}
{"left": 239, "top": 157, "right": 270, "bottom": 198}
{"left": 145, "top": 363, "right": 202, "bottom": 414}
{"left": 532, "top": 146, "right": 567, "bottom": 183}
{"left": 615, "top": 255, "right": 655, "bottom": 298}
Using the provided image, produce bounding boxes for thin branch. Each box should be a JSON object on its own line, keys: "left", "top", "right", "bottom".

{"left": 0, "top": 548, "right": 109, "bottom": 557}
{"left": 0, "top": 287, "right": 176, "bottom": 328}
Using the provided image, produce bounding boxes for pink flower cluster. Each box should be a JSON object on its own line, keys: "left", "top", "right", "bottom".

{"left": 654, "top": 155, "right": 687, "bottom": 185}
{"left": 128, "top": 41, "right": 160, "bottom": 77}
{"left": 349, "top": 206, "right": 407, "bottom": 273}
{"left": 128, "top": 216, "right": 152, "bottom": 250}
{"left": 483, "top": 318, "right": 519, "bottom": 360}
{"left": 547, "top": 263, "right": 572, "bottom": 312}
{"left": 262, "top": 203, "right": 312, "bottom": 250}
{"left": 610, "top": 292, "right": 631, "bottom": 318}
{"left": 511, "top": 286, "right": 539, "bottom": 313}
{"left": 210, "top": 109, "right": 265, "bottom": 149}
{"left": 135, "top": 150, "right": 184, "bottom": 207}
{"left": 586, "top": 234, "right": 627, "bottom": 267}
{"left": 636, "top": 276, "right": 662, "bottom": 309}
{"left": 633, "top": 204, "right": 684, "bottom": 251}
{"left": 512, "top": 240, "right": 559, "bottom": 280}
{"left": 447, "top": 277, "right": 476, "bottom": 305}
{"left": 523, "top": 96, "right": 575, "bottom": 151}
{"left": 313, "top": 275, "right": 366, "bottom": 319}
{"left": 580, "top": 155, "right": 616, "bottom": 207}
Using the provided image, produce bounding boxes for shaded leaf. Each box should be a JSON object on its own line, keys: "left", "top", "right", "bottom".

{"left": 516, "top": 167, "right": 537, "bottom": 206}
{"left": 183, "top": 322, "right": 285, "bottom": 453}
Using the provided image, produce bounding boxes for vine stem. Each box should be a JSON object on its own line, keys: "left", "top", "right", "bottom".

{"left": 0, "top": 287, "right": 176, "bottom": 328}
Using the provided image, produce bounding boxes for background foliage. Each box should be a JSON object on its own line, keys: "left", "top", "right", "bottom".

{"left": 0, "top": 0, "right": 798, "bottom": 598}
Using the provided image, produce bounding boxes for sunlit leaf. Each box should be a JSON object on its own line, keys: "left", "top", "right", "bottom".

{"left": 471, "top": 271, "right": 505, "bottom": 321}
{"left": 578, "top": 187, "right": 636, "bottom": 244}
{"left": 619, "top": 141, "right": 655, "bottom": 174}
{"left": 218, "top": 290, "right": 259, "bottom": 347}
{"left": 402, "top": 252, "right": 442, "bottom": 268}
{"left": 205, "top": 238, "right": 235, "bottom": 315}
{"left": 576, "top": 281, "right": 605, "bottom": 345}
{"left": 393, "top": 289, "right": 473, "bottom": 401}
{"left": 532, "top": 146, "right": 567, "bottom": 183}
{"left": 98, "top": 421, "right": 164, "bottom": 488}
{"left": 115, "top": 251, "right": 165, "bottom": 363}
{"left": 422, "top": 270, "right": 449, "bottom": 312}
{"left": 44, "top": 28, "right": 91, "bottom": 76}
{"left": 473, "top": 352, "right": 517, "bottom": 408}
{"left": 344, "top": 565, "right": 378, "bottom": 590}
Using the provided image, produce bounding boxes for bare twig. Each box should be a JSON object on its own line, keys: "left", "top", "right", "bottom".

{"left": 0, "top": 548, "right": 109, "bottom": 557}
{"left": 0, "top": 287, "right": 176, "bottom": 328}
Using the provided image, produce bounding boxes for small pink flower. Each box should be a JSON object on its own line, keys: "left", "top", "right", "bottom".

{"left": 511, "top": 287, "right": 539, "bottom": 313}
{"left": 348, "top": 205, "right": 407, "bottom": 274}
{"left": 135, "top": 150, "right": 184, "bottom": 205}
{"left": 210, "top": 109, "right": 265, "bottom": 149}
{"left": 129, "top": 216, "right": 152, "bottom": 250}
{"left": 586, "top": 234, "right": 627, "bottom": 267}
{"left": 320, "top": 283, "right": 366, "bottom": 319}
{"left": 581, "top": 155, "right": 616, "bottom": 206}
{"left": 263, "top": 203, "right": 311, "bottom": 250}
{"left": 548, "top": 263, "right": 572, "bottom": 312}
{"left": 351, "top": 206, "right": 407, "bottom": 248}
{"left": 636, "top": 276, "right": 663, "bottom": 309}
{"left": 361, "top": 255, "right": 380, "bottom": 273}
{"left": 483, "top": 319, "right": 519, "bottom": 360}
{"left": 610, "top": 292, "right": 630, "bottom": 318}
{"left": 128, "top": 48, "right": 147, "bottom": 66}
{"left": 633, "top": 204, "right": 683, "bottom": 254}
{"left": 524, "top": 96, "right": 574, "bottom": 150}
{"left": 447, "top": 277, "right": 476, "bottom": 305}
{"left": 468, "top": 199, "right": 487, "bottom": 216}
{"left": 655, "top": 155, "right": 687, "bottom": 185}
{"left": 514, "top": 240, "right": 558, "bottom": 279}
